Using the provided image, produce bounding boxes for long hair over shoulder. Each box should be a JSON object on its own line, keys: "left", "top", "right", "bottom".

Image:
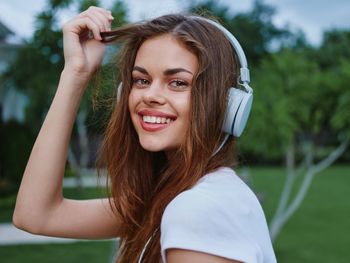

{"left": 98, "top": 14, "right": 239, "bottom": 263}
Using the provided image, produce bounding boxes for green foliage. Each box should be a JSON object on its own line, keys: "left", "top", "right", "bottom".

{"left": 229, "top": 0, "right": 288, "bottom": 63}
{"left": 0, "top": 0, "right": 129, "bottom": 196}
{"left": 110, "top": 0, "right": 128, "bottom": 28}
{"left": 0, "top": 121, "right": 35, "bottom": 197}
{"left": 238, "top": 49, "right": 321, "bottom": 158}
{"left": 78, "top": 0, "right": 101, "bottom": 12}
{"left": 315, "top": 30, "right": 350, "bottom": 138}
{"left": 189, "top": 0, "right": 291, "bottom": 63}
{"left": 3, "top": 0, "right": 128, "bottom": 134}
{"left": 49, "top": 0, "right": 72, "bottom": 9}
{"left": 0, "top": 193, "right": 17, "bottom": 222}
{"left": 188, "top": 0, "right": 350, "bottom": 163}
{"left": 3, "top": 1, "right": 66, "bottom": 132}
{"left": 317, "top": 30, "right": 350, "bottom": 69}
{"left": 331, "top": 60, "right": 350, "bottom": 137}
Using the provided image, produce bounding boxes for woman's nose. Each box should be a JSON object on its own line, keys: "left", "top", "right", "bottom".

{"left": 143, "top": 81, "right": 166, "bottom": 105}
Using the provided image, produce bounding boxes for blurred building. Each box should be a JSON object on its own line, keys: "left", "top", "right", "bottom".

{"left": 0, "top": 20, "right": 26, "bottom": 123}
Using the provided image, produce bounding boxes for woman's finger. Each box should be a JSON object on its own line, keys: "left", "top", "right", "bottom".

{"left": 74, "top": 16, "right": 102, "bottom": 40}
{"left": 63, "top": 6, "right": 114, "bottom": 40}
{"left": 89, "top": 7, "right": 114, "bottom": 29}
{"left": 88, "top": 6, "right": 113, "bottom": 19}
{"left": 80, "top": 10, "right": 111, "bottom": 32}
{"left": 85, "top": 6, "right": 114, "bottom": 29}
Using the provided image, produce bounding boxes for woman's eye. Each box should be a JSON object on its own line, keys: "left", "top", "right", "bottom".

{"left": 133, "top": 78, "right": 150, "bottom": 88}
{"left": 169, "top": 80, "right": 189, "bottom": 89}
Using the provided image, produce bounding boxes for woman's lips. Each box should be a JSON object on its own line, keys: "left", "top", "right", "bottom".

{"left": 140, "top": 118, "right": 171, "bottom": 132}
{"left": 138, "top": 109, "right": 177, "bottom": 120}
{"left": 137, "top": 109, "right": 176, "bottom": 132}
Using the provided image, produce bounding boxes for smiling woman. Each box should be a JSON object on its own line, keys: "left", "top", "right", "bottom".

{"left": 12, "top": 6, "right": 276, "bottom": 263}
{"left": 129, "top": 34, "right": 196, "bottom": 152}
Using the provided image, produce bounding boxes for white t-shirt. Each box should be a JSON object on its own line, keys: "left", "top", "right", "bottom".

{"left": 160, "top": 167, "right": 277, "bottom": 263}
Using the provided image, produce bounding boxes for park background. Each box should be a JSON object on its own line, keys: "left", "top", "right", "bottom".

{"left": 0, "top": 0, "right": 350, "bottom": 262}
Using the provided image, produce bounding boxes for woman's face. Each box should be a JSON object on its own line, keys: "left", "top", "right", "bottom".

{"left": 128, "top": 34, "right": 198, "bottom": 153}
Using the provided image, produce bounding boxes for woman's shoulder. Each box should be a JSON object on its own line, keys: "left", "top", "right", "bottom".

{"left": 160, "top": 167, "right": 276, "bottom": 263}
{"left": 160, "top": 166, "right": 271, "bottom": 239}
{"left": 164, "top": 167, "right": 263, "bottom": 218}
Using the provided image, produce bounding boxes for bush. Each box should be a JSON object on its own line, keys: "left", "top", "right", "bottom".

{"left": 0, "top": 120, "right": 35, "bottom": 197}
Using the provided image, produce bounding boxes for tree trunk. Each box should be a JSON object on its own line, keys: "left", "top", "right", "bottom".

{"left": 269, "top": 137, "right": 349, "bottom": 242}
{"left": 269, "top": 136, "right": 296, "bottom": 240}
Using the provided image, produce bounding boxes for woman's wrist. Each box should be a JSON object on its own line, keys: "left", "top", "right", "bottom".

{"left": 59, "top": 68, "right": 91, "bottom": 95}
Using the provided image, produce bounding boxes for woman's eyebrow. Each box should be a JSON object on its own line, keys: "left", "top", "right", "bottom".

{"left": 164, "top": 68, "right": 193, "bottom": 76}
{"left": 133, "top": 66, "right": 149, "bottom": 75}
{"left": 132, "top": 66, "right": 193, "bottom": 76}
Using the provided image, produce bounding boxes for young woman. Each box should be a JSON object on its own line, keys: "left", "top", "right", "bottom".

{"left": 13, "top": 6, "right": 276, "bottom": 263}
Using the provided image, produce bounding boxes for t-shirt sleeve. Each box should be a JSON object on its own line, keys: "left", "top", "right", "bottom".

{"left": 160, "top": 189, "right": 264, "bottom": 263}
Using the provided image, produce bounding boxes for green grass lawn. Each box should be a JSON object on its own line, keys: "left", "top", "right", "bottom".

{"left": 0, "top": 241, "right": 117, "bottom": 263}
{"left": 249, "top": 165, "right": 350, "bottom": 263}
{"left": 1, "top": 165, "right": 349, "bottom": 262}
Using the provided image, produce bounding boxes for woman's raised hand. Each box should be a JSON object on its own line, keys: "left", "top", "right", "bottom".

{"left": 13, "top": 7, "right": 121, "bottom": 238}
{"left": 62, "top": 6, "right": 113, "bottom": 79}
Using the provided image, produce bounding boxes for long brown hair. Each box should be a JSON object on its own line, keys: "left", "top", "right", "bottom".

{"left": 98, "top": 14, "right": 239, "bottom": 263}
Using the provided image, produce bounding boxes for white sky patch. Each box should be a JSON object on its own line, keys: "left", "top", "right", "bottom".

{"left": 260, "top": 0, "right": 350, "bottom": 45}
{"left": 1, "top": 0, "right": 350, "bottom": 45}
{"left": 0, "top": 0, "right": 46, "bottom": 39}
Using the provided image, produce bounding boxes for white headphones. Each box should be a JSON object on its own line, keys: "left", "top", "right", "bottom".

{"left": 194, "top": 17, "right": 253, "bottom": 137}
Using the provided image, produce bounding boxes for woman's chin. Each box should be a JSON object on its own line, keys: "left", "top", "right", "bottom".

{"left": 139, "top": 140, "right": 164, "bottom": 152}
{"left": 139, "top": 139, "right": 174, "bottom": 153}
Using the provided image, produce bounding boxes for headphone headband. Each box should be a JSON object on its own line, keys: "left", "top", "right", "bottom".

{"left": 191, "top": 16, "right": 252, "bottom": 93}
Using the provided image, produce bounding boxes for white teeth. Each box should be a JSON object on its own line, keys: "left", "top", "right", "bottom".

{"left": 142, "top": 115, "right": 172, "bottom": 124}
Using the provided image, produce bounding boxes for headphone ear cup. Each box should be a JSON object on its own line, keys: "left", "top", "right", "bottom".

{"left": 223, "top": 87, "right": 253, "bottom": 137}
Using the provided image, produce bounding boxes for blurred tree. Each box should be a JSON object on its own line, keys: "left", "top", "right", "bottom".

{"left": 1, "top": 0, "right": 128, "bottom": 192}
{"left": 0, "top": 0, "right": 70, "bottom": 196}
{"left": 317, "top": 30, "right": 350, "bottom": 69}
{"left": 0, "top": 121, "right": 35, "bottom": 196}
{"left": 332, "top": 59, "right": 350, "bottom": 138}
{"left": 187, "top": 0, "right": 350, "bottom": 241}
{"left": 188, "top": 0, "right": 293, "bottom": 64}
{"left": 241, "top": 45, "right": 349, "bottom": 241}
